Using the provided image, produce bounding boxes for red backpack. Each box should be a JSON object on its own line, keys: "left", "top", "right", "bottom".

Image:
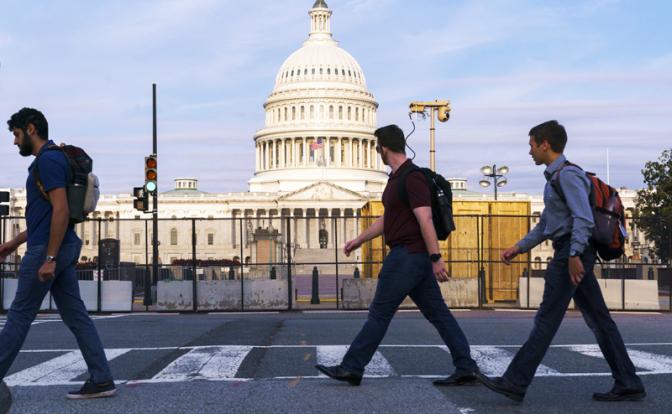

{"left": 551, "top": 161, "right": 626, "bottom": 261}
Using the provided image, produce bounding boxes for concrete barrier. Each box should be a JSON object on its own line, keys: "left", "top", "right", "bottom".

{"left": 341, "top": 277, "right": 479, "bottom": 310}
{"left": 2, "top": 279, "right": 51, "bottom": 310}
{"left": 2, "top": 279, "right": 133, "bottom": 312}
{"left": 519, "top": 277, "right": 660, "bottom": 310}
{"left": 157, "top": 279, "right": 289, "bottom": 311}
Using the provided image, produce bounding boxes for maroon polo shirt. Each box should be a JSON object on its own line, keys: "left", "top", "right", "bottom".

{"left": 382, "top": 159, "right": 431, "bottom": 253}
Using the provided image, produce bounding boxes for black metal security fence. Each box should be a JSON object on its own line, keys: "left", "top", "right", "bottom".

{"left": 0, "top": 215, "right": 670, "bottom": 313}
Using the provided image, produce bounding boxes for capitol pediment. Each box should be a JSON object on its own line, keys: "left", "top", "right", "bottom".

{"left": 278, "top": 181, "right": 366, "bottom": 202}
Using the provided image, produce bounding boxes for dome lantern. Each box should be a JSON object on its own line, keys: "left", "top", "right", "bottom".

{"left": 308, "top": 0, "right": 333, "bottom": 41}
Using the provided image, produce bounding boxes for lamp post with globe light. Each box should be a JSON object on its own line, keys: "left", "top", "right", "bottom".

{"left": 479, "top": 164, "right": 509, "bottom": 200}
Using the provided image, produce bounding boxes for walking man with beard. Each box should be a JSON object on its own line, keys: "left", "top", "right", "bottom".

{"left": 315, "top": 124, "right": 479, "bottom": 386}
{"left": 476, "top": 120, "right": 645, "bottom": 402}
{"left": 0, "top": 108, "right": 116, "bottom": 404}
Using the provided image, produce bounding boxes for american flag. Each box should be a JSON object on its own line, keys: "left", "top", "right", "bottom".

{"left": 310, "top": 138, "right": 324, "bottom": 151}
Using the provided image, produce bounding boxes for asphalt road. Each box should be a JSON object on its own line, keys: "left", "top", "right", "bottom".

{"left": 2, "top": 309, "right": 670, "bottom": 414}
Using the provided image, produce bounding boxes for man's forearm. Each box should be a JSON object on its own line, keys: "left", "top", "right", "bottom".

{"left": 7, "top": 231, "right": 28, "bottom": 250}
{"left": 356, "top": 216, "right": 384, "bottom": 243}
{"left": 418, "top": 217, "right": 440, "bottom": 254}
{"left": 46, "top": 208, "right": 69, "bottom": 257}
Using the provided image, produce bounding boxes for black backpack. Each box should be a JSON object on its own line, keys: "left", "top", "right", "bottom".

{"left": 399, "top": 165, "right": 456, "bottom": 240}
{"left": 33, "top": 144, "right": 99, "bottom": 225}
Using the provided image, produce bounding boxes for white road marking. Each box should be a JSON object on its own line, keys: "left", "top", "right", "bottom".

{"left": 442, "top": 345, "right": 558, "bottom": 376}
{"left": 5, "top": 348, "right": 130, "bottom": 386}
{"left": 316, "top": 345, "right": 395, "bottom": 377}
{"left": 152, "top": 346, "right": 252, "bottom": 381}
{"left": 569, "top": 344, "right": 672, "bottom": 372}
{"left": 5, "top": 343, "right": 672, "bottom": 386}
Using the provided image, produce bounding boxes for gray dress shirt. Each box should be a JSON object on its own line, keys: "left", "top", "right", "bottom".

{"left": 517, "top": 154, "right": 594, "bottom": 256}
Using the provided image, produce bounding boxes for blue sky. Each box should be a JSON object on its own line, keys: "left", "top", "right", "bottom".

{"left": 1, "top": 0, "right": 670, "bottom": 195}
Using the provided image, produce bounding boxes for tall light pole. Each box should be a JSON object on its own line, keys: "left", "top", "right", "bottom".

{"left": 408, "top": 100, "right": 451, "bottom": 171}
{"left": 479, "top": 164, "right": 509, "bottom": 200}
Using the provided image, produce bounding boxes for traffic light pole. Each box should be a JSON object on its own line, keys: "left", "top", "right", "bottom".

{"left": 152, "top": 83, "right": 159, "bottom": 304}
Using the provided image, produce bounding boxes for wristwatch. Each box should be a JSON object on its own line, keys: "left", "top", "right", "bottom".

{"left": 45, "top": 255, "right": 57, "bottom": 263}
{"left": 429, "top": 253, "right": 442, "bottom": 263}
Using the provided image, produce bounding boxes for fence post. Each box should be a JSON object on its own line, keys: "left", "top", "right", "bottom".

{"left": 287, "top": 217, "right": 293, "bottom": 311}
{"left": 228, "top": 267, "right": 235, "bottom": 280}
{"left": 0, "top": 217, "right": 4, "bottom": 312}
{"left": 192, "top": 218, "right": 197, "bottom": 312}
{"left": 311, "top": 266, "right": 320, "bottom": 304}
{"left": 524, "top": 267, "right": 530, "bottom": 309}
{"left": 97, "top": 218, "right": 102, "bottom": 313}
{"left": 334, "top": 216, "right": 339, "bottom": 310}
{"left": 239, "top": 218, "right": 245, "bottom": 312}
{"left": 270, "top": 266, "right": 276, "bottom": 280}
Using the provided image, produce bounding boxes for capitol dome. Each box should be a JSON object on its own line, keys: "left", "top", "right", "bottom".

{"left": 249, "top": 0, "right": 387, "bottom": 195}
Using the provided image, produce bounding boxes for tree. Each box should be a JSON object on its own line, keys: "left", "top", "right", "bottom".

{"left": 636, "top": 149, "right": 672, "bottom": 263}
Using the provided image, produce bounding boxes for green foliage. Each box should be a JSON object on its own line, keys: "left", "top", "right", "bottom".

{"left": 636, "top": 149, "right": 672, "bottom": 263}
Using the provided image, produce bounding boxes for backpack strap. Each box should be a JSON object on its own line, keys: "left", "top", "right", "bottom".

{"left": 398, "top": 164, "right": 423, "bottom": 207}
{"left": 549, "top": 160, "right": 582, "bottom": 204}
{"left": 32, "top": 144, "right": 68, "bottom": 200}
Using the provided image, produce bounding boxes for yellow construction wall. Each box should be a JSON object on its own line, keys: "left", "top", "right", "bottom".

{"left": 361, "top": 200, "right": 530, "bottom": 303}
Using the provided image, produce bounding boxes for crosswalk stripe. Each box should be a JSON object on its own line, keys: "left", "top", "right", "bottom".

{"left": 152, "top": 346, "right": 253, "bottom": 381}
{"left": 568, "top": 345, "right": 672, "bottom": 372}
{"left": 448, "top": 346, "right": 559, "bottom": 376}
{"left": 316, "top": 345, "right": 395, "bottom": 377}
{"left": 5, "top": 348, "right": 130, "bottom": 386}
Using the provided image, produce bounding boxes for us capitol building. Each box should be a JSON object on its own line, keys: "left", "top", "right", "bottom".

{"left": 2, "top": 1, "right": 651, "bottom": 269}
{"left": 5, "top": 0, "right": 390, "bottom": 266}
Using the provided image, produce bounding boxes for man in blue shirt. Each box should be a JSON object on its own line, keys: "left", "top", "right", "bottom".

{"left": 0, "top": 108, "right": 116, "bottom": 403}
{"left": 476, "top": 120, "right": 645, "bottom": 402}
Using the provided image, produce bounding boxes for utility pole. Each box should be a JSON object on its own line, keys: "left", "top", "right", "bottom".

{"left": 408, "top": 100, "right": 451, "bottom": 172}
{"left": 152, "top": 83, "right": 159, "bottom": 303}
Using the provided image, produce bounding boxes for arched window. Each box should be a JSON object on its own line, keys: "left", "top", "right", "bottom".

{"left": 312, "top": 68, "right": 315, "bottom": 75}
{"left": 170, "top": 228, "right": 178, "bottom": 246}
{"left": 292, "top": 106, "right": 296, "bottom": 120}
{"left": 338, "top": 106, "right": 343, "bottom": 120}
{"left": 301, "top": 106, "right": 305, "bottom": 120}
{"left": 347, "top": 106, "right": 352, "bottom": 120}
{"left": 329, "top": 105, "right": 334, "bottom": 119}
{"left": 310, "top": 105, "right": 314, "bottom": 120}
{"left": 355, "top": 107, "right": 359, "bottom": 121}
{"left": 327, "top": 68, "right": 331, "bottom": 75}
{"left": 284, "top": 107, "right": 287, "bottom": 121}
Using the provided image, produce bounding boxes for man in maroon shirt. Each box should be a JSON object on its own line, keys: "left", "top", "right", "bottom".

{"left": 315, "top": 124, "right": 479, "bottom": 386}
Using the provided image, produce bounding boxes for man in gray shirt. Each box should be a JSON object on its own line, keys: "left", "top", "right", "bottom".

{"left": 476, "top": 120, "right": 645, "bottom": 402}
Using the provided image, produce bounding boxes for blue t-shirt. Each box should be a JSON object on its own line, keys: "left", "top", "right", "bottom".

{"left": 25, "top": 141, "right": 78, "bottom": 247}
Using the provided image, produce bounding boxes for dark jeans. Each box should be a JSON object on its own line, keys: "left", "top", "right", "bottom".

{"left": 341, "top": 246, "right": 477, "bottom": 376}
{"left": 503, "top": 237, "right": 643, "bottom": 391}
{"left": 0, "top": 241, "right": 113, "bottom": 383}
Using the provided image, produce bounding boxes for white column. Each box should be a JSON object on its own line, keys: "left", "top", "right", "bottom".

{"left": 303, "top": 138, "right": 308, "bottom": 167}
{"left": 336, "top": 138, "right": 342, "bottom": 167}
{"left": 326, "top": 139, "right": 331, "bottom": 167}
{"left": 280, "top": 139, "right": 285, "bottom": 168}
{"left": 348, "top": 139, "right": 353, "bottom": 167}
{"left": 358, "top": 139, "right": 363, "bottom": 168}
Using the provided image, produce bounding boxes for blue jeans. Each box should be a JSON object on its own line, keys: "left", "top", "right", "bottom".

{"left": 0, "top": 241, "right": 113, "bottom": 383}
{"left": 342, "top": 246, "right": 478, "bottom": 376}
{"left": 503, "top": 237, "right": 643, "bottom": 391}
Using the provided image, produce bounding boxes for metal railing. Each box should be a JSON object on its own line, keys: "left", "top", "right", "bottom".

{"left": 1, "top": 215, "right": 670, "bottom": 313}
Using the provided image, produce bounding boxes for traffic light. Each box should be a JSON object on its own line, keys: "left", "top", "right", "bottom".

{"left": 0, "top": 191, "right": 9, "bottom": 216}
{"left": 144, "top": 155, "right": 157, "bottom": 194}
{"left": 133, "top": 187, "right": 148, "bottom": 212}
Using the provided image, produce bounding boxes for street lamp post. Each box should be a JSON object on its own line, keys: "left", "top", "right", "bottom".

{"left": 479, "top": 164, "right": 509, "bottom": 200}
{"left": 408, "top": 100, "right": 451, "bottom": 172}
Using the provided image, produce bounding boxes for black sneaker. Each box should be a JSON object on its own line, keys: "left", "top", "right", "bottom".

{"left": 0, "top": 380, "right": 11, "bottom": 414}
{"left": 66, "top": 379, "right": 117, "bottom": 400}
